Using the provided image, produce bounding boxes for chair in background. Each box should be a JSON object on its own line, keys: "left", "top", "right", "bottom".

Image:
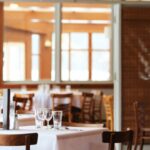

{"left": 103, "top": 95, "right": 114, "bottom": 131}
{"left": 93, "top": 91, "right": 103, "bottom": 123}
{"left": 13, "top": 93, "right": 34, "bottom": 114}
{"left": 0, "top": 122, "right": 2, "bottom": 128}
{"left": 51, "top": 93, "right": 73, "bottom": 122}
{"left": 102, "top": 130, "right": 134, "bottom": 150}
{"left": 81, "top": 92, "right": 94, "bottom": 123}
{"left": 0, "top": 133, "right": 38, "bottom": 150}
{"left": 133, "top": 101, "right": 150, "bottom": 150}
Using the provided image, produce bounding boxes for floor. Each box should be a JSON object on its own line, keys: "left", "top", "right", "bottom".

{"left": 137, "top": 145, "right": 150, "bottom": 150}
{"left": 123, "top": 145, "right": 150, "bottom": 150}
{"left": 144, "top": 146, "right": 150, "bottom": 150}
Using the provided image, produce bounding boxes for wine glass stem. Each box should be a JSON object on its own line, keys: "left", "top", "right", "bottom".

{"left": 47, "top": 120, "right": 50, "bottom": 128}
{"left": 40, "top": 119, "right": 45, "bottom": 128}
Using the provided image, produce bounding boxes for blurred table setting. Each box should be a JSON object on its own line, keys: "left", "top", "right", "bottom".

{"left": 0, "top": 125, "right": 108, "bottom": 150}
{"left": 0, "top": 85, "right": 107, "bottom": 150}
{"left": 4, "top": 84, "right": 103, "bottom": 128}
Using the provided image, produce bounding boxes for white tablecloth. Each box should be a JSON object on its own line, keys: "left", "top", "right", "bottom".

{"left": 0, "top": 126, "right": 108, "bottom": 150}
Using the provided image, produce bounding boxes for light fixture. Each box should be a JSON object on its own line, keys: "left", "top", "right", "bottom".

{"left": 9, "top": 3, "right": 19, "bottom": 9}
{"left": 44, "top": 40, "right": 52, "bottom": 48}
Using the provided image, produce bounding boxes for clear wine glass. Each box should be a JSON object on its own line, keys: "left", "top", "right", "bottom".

{"left": 36, "top": 108, "right": 46, "bottom": 128}
{"left": 45, "top": 108, "right": 52, "bottom": 129}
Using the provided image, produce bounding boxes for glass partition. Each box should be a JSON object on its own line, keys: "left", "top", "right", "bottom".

{"left": 3, "top": 2, "right": 112, "bottom": 83}
{"left": 3, "top": 2, "right": 55, "bottom": 81}
{"left": 61, "top": 3, "right": 112, "bottom": 81}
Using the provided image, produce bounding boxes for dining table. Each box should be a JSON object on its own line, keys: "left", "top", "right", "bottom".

{"left": 0, "top": 125, "right": 108, "bottom": 150}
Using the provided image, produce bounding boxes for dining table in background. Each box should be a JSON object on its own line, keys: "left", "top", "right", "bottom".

{"left": 8, "top": 88, "right": 101, "bottom": 110}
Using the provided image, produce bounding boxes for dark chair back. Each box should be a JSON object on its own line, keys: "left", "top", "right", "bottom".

{"left": 134, "top": 101, "right": 145, "bottom": 131}
{"left": 81, "top": 92, "right": 94, "bottom": 123}
{"left": 51, "top": 93, "right": 73, "bottom": 122}
{"left": 133, "top": 101, "right": 150, "bottom": 150}
{"left": 0, "top": 133, "right": 38, "bottom": 150}
{"left": 13, "top": 93, "right": 34, "bottom": 113}
{"left": 93, "top": 91, "right": 103, "bottom": 123}
{"left": 102, "top": 130, "right": 134, "bottom": 150}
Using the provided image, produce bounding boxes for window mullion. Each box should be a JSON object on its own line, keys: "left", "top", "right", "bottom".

{"left": 55, "top": 3, "right": 62, "bottom": 83}
{"left": 69, "top": 33, "right": 71, "bottom": 81}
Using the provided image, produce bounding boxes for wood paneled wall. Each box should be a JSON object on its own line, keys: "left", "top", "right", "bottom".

{"left": 122, "top": 5, "right": 150, "bottom": 130}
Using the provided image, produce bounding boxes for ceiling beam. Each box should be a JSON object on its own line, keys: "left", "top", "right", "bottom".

{"left": 4, "top": 2, "right": 111, "bottom": 8}
{"left": 4, "top": 20, "right": 109, "bottom": 33}
{"left": 4, "top": 2, "right": 54, "bottom": 8}
{"left": 4, "top": 21, "right": 51, "bottom": 34}
{"left": 4, "top": 11, "right": 111, "bottom": 21}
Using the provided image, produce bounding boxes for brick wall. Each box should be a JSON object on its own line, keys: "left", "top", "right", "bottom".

{"left": 122, "top": 5, "right": 150, "bottom": 130}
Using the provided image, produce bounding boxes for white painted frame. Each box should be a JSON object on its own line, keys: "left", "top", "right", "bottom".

{"left": 112, "top": 3, "right": 122, "bottom": 150}
{"left": 55, "top": 3, "right": 62, "bottom": 83}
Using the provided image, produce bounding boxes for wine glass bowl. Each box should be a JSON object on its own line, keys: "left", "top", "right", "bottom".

{"left": 36, "top": 108, "right": 46, "bottom": 128}
{"left": 45, "top": 108, "right": 52, "bottom": 129}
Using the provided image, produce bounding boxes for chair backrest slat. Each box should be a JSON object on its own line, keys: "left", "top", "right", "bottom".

{"left": 103, "top": 95, "right": 114, "bottom": 130}
{"left": 13, "top": 93, "right": 34, "bottom": 113}
{"left": 102, "top": 130, "right": 133, "bottom": 150}
{"left": 81, "top": 92, "right": 94, "bottom": 123}
{"left": 0, "top": 133, "right": 38, "bottom": 150}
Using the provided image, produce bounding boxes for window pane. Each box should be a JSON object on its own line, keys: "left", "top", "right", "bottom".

{"left": 3, "top": 43, "right": 25, "bottom": 81}
{"left": 61, "top": 3, "right": 112, "bottom": 82}
{"left": 4, "top": 2, "right": 55, "bottom": 81}
{"left": 92, "top": 51, "right": 110, "bottom": 81}
{"left": 70, "top": 33, "right": 88, "bottom": 49}
{"left": 61, "top": 51, "right": 69, "bottom": 81}
{"left": 31, "top": 56, "right": 39, "bottom": 81}
{"left": 31, "top": 34, "right": 40, "bottom": 81}
{"left": 62, "top": 33, "right": 69, "bottom": 50}
{"left": 31, "top": 34, "right": 40, "bottom": 54}
{"left": 70, "top": 51, "right": 88, "bottom": 81}
{"left": 92, "top": 33, "right": 110, "bottom": 50}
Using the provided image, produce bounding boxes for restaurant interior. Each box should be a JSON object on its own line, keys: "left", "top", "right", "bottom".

{"left": 0, "top": 0, "right": 150, "bottom": 150}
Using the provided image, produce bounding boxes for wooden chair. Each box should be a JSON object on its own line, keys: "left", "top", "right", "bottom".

{"left": 133, "top": 101, "right": 150, "bottom": 150}
{"left": 102, "top": 130, "right": 134, "bottom": 150}
{"left": 0, "top": 122, "right": 2, "bottom": 128}
{"left": 51, "top": 93, "right": 73, "bottom": 122}
{"left": 13, "top": 93, "right": 34, "bottom": 114}
{"left": 103, "top": 95, "right": 114, "bottom": 131}
{"left": 81, "top": 92, "right": 94, "bottom": 123}
{"left": 93, "top": 91, "right": 103, "bottom": 123}
{"left": 0, "top": 133, "right": 38, "bottom": 150}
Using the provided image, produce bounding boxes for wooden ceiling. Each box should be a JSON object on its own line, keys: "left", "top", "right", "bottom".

{"left": 4, "top": 2, "right": 112, "bottom": 34}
